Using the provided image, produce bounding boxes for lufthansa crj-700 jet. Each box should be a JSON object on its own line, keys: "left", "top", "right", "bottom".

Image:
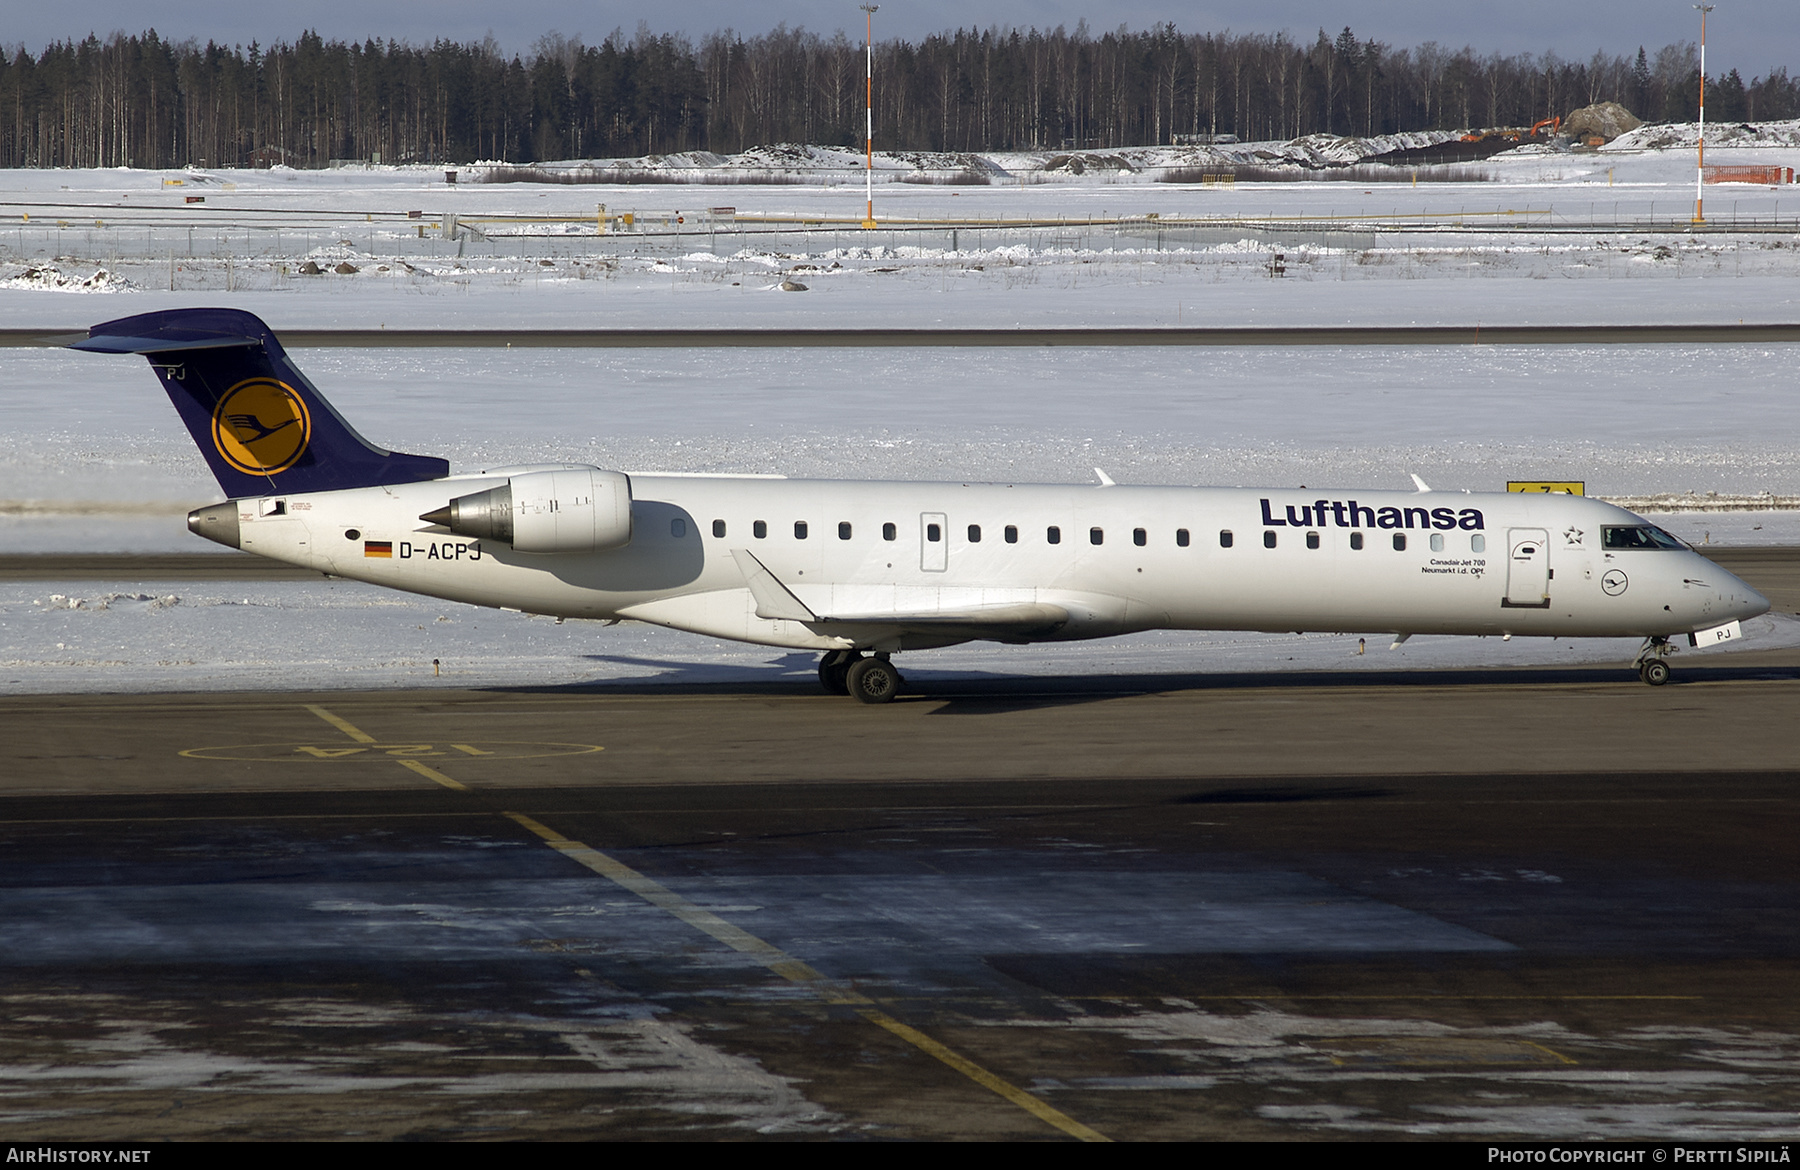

{"left": 74, "top": 308, "right": 1769, "bottom": 702}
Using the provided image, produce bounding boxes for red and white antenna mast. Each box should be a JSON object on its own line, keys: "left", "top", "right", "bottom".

{"left": 1694, "top": 4, "right": 1715, "bottom": 224}
{"left": 861, "top": 4, "right": 879, "bottom": 229}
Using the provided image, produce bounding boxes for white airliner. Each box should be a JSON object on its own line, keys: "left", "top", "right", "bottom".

{"left": 77, "top": 308, "right": 1769, "bottom": 702}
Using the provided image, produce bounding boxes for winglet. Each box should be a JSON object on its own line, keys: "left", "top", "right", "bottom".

{"left": 1410, "top": 474, "right": 1433, "bottom": 493}
{"left": 1094, "top": 467, "right": 1116, "bottom": 487}
{"left": 729, "top": 549, "right": 817, "bottom": 622}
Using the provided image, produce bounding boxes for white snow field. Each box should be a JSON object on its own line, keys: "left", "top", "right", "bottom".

{"left": 10, "top": 343, "right": 1800, "bottom": 548}
{"left": 4, "top": 125, "right": 1800, "bottom": 334}
{"left": 3, "top": 130, "right": 1798, "bottom": 693}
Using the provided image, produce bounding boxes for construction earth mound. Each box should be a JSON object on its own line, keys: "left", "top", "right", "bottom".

{"left": 1565, "top": 102, "right": 1643, "bottom": 142}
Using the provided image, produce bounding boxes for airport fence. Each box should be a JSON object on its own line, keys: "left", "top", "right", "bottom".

{"left": 4, "top": 202, "right": 1798, "bottom": 293}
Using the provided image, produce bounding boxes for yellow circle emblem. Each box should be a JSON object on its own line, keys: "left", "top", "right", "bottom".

{"left": 211, "top": 378, "right": 311, "bottom": 474}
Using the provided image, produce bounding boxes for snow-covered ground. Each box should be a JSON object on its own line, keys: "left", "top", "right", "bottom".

{"left": 4, "top": 123, "right": 1800, "bottom": 334}
{"left": 10, "top": 342, "right": 1800, "bottom": 541}
{"left": 2, "top": 134, "right": 1797, "bottom": 693}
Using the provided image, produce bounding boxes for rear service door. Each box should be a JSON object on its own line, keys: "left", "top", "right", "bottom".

{"left": 1503, "top": 528, "right": 1551, "bottom": 608}
{"left": 920, "top": 512, "right": 947, "bottom": 572}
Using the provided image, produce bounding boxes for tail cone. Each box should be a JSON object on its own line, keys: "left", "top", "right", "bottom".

{"left": 187, "top": 502, "right": 242, "bottom": 549}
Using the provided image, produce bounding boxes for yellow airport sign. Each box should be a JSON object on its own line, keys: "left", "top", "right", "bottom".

{"left": 1507, "top": 481, "right": 1585, "bottom": 495}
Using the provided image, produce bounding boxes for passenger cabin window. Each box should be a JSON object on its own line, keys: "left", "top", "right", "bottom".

{"left": 1090, "top": 527, "right": 1104, "bottom": 545}
{"left": 1047, "top": 526, "right": 1062, "bottom": 545}
{"left": 1005, "top": 525, "right": 1018, "bottom": 544}
{"left": 1602, "top": 525, "right": 1685, "bottom": 550}
{"left": 1264, "top": 530, "right": 1277, "bottom": 548}
{"left": 712, "top": 519, "right": 726, "bottom": 538}
{"left": 1393, "top": 533, "right": 1407, "bottom": 551}
{"left": 753, "top": 520, "right": 767, "bottom": 539}
{"left": 838, "top": 521, "right": 852, "bottom": 540}
{"left": 1429, "top": 533, "right": 1444, "bottom": 551}
{"left": 1472, "top": 534, "right": 1486, "bottom": 553}
{"left": 883, "top": 522, "right": 897, "bottom": 541}
{"left": 794, "top": 521, "right": 809, "bottom": 540}
{"left": 927, "top": 523, "right": 942, "bottom": 542}
{"left": 1133, "top": 528, "right": 1147, "bottom": 547}
{"left": 671, "top": 518, "right": 686, "bottom": 538}
{"left": 1350, "top": 531, "right": 1364, "bottom": 550}
{"left": 1306, "top": 531, "right": 1320, "bottom": 550}
{"left": 1219, "top": 530, "right": 1233, "bottom": 548}
{"left": 1176, "top": 529, "right": 1190, "bottom": 547}
{"left": 968, "top": 524, "right": 982, "bottom": 542}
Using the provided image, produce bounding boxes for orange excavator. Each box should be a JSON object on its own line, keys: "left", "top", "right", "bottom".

{"left": 1460, "top": 115, "right": 1561, "bottom": 143}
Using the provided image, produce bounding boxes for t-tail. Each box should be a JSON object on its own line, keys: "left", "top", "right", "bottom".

{"left": 72, "top": 308, "right": 448, "bottom": 499}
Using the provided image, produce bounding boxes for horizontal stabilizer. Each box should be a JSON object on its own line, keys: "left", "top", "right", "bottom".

{"left": 70, "top": 332, "right": 260, "bottom": 356}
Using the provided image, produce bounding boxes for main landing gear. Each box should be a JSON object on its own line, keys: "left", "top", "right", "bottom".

{"left": 1633, "top": 636, "right": 1674, "bottom": 686}
{"left": 818, "top": 650, "right": 903, "bottom": 704}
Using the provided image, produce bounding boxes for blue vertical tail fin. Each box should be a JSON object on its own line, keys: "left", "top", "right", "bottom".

{"left": 72, "top": 307, "right": 448, "bottom": 497}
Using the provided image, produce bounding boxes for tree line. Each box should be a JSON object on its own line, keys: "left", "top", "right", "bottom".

{"left": 2, "top": 23, "right": 1796, "bottom": 169}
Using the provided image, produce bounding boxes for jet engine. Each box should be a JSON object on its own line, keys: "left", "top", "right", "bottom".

{"left": 421, "top": 467, "right": 632, "bottom": 553}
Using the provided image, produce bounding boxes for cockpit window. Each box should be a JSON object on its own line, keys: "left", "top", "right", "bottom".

{"left": 1602, "top": 525, "right": 1686, "bottom": 551}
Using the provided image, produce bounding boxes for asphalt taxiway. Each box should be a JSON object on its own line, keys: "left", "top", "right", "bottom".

{"left": 3, "top": 662, "right": 1800, "bottom": 1141}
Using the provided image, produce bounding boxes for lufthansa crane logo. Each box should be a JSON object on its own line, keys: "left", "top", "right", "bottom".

{"left": 211, "top": 378, "right": 311, "bottom": 474}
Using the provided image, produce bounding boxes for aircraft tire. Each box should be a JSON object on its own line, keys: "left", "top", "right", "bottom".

{"left": 846, "top": 657, "right": 900, "bottom": 704}
{"left": 1641, "top": 659, "right": 1672, "bottom": 686}
{"left": 818, "top": 650, "right": 857, "bottom": 695}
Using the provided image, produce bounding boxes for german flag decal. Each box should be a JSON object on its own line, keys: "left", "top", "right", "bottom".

{"left": 363, "top": 540, "right": 393, "bottom": 558}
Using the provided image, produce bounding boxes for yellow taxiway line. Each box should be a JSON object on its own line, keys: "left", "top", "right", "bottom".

{"left": 504, "top": 810, "right": 1111, "bottom": 1142}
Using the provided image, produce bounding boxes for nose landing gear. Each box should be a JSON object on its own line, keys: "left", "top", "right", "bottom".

{"left": 818, "top": 650, "right": 903, "bottom": 704}
{"left": 1633, "top": 636, "right": 1674, "bottom": 686}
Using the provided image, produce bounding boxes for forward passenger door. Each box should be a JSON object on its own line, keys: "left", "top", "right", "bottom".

{"left": 1503, "top": 528, "right": 1551, "bottom": 608}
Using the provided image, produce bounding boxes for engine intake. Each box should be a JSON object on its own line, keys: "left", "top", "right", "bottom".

{"left": 421, "top": 467, "right": 632, "bottom": 553}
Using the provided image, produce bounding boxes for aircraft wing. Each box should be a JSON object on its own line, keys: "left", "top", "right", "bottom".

{"left": 729, "top": 549, "right": 816, "bottom": 621}
{"left": 729, "top": 549, "right": 1068, "bottom": 636}
{"left": 820, "top": 602, "right": 1069, "bottom": 636}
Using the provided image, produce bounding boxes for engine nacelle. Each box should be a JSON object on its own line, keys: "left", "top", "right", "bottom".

{"left": 423, "top": 467, "right": 633, "bottom": 554}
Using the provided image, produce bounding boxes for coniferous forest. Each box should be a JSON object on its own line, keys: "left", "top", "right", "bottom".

{"left": 3, "top": 24, "right": 1797, "bottom": 169}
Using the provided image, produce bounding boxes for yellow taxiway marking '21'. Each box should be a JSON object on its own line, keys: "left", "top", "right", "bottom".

{"left": 179, "top": 705, "right": 598, "bottom": 791}
{"left": 179, "top": 741, "right": 602, "bottom": 763}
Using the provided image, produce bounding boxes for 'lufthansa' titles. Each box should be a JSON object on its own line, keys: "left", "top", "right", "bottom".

{"left": 1261, "top": 498, "right": 1484, "bottom": 531}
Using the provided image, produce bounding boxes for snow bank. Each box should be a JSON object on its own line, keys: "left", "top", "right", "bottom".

{"left": 1606, "top": 119, "right": 1800, "bottom": 151}
{"left": 0, "top": 264, "right": 131, "bottom": 293}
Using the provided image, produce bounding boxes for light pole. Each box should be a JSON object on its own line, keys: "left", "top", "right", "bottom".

{"left": 861, "top": 4, "right": 879, "bottom": 230}
{"left": 1694, "top": 4, "right": 1715, "bottom": 224}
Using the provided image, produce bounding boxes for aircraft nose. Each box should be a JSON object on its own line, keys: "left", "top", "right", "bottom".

{"left": 1722, "top": 569, "right": 1771, "bottom": 622}
{"left": 1737, "top": 582, "right": 1772, "bottom": 620}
